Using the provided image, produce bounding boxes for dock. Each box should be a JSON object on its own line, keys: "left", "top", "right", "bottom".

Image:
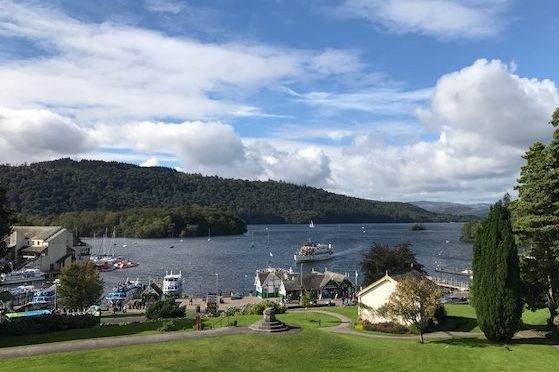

{"left": 428, "top": 276, "right": 470, "bottom": 292}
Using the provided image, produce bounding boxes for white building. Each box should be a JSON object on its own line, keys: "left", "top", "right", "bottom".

{"left": 6, "top": 226, "right": 91, "bottom": 277}
{"left": 358, "top": 271, "right": 425, "bottom": 325}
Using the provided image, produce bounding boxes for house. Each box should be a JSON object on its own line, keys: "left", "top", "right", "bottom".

{"left": 358, "top": 271, "right": 426, "bottom": 324}
{"left": 6, "top": 226, "right": 91, "bottom": 277}
{"left": 255, "top": 267, "right": 355, "bottom": 301}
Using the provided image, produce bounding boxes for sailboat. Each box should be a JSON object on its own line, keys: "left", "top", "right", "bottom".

{"left": 250, "top": 231, "right": 255, "bottom": 248}
{"left": 309, "top": 220, "right": 315, "bottom": 228}
{"left": 208, "top": 227, "right": 211, "bottom": 241}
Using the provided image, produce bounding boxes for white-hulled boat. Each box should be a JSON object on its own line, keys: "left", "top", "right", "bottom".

{"left": 293, "top": 240, "right": 335, "bottom": 262}
{"left": 163, "top": 271, "right": 183, "bottom": 297}
{"left": 30, "top": 284, "right": 56, "bottom": 309}
{"left": 106, "top": 278, "right": 142, "bottom": 306}
{"left": 0, "top": 268, "right": 45, "bottom": 285}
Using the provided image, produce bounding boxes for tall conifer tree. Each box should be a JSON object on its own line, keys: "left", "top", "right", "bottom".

{"left": 472, "top": 201, "right": 522, "bottom": 342}
{"left": 0, "top": 186, "right": 12, "bottom": 260}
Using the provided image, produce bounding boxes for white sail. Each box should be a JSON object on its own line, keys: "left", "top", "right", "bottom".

{"left": 309, "top": 220, "right": 315, "bottom": 228}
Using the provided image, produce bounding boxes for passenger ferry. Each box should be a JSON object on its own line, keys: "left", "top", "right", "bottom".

{"left": 0, "top": 268, "right": 45, "bottom": 285}
{"left": 293, "top": 240, "right": 335, "bottom": 262}
{"left": 162, "top": 271, "right": 183, "bottom": 297}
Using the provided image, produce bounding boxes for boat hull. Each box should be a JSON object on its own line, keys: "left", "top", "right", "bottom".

{"left": 294, "top": 253, "right": 334, "bottom": 262}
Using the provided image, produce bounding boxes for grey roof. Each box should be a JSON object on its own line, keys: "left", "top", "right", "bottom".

{"left": 12, "top": 226, "right": 65, "bottom": 241}
{"left": 391, "top": 270, "right": 426, "bottom": 282}
{"left": 20, "top": 245, "right": 48, "bottom": 254}
{"left": 283, "top": 271, "right": 354, "bottom": 291}
{"left": 257, "top": 272, "right": 270, "bottom": 285}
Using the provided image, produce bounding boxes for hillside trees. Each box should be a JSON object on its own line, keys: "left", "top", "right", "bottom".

{"left": 361, "top": 242, "right": 425, "bottom": 286}
{"left": 472, "top": 202, "right": 522, "bottom": 342}
{"left": 0, "top": 186, "right": 12, "bottom": 260}
{"left": 512, "top": 108, "right": 559, "bottom": 328}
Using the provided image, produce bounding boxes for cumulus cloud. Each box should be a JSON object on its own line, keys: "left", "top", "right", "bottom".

{"left": 330, "top": 59, "right": 559, "bottom": 202}
{"left": 334, "top": 0, "right": 510, "bottom": 40}
{"left": 140, "top": 157, "right": 160, "bottom": 167}
{"left": 0, "top": 107, "right": 94, "bottom": 164}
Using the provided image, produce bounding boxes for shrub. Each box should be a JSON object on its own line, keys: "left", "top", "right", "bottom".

{"left": 159, "top": 320, "right": 179, "bottom": 332}
{"left": 360, "top": 320, "right": 409, "bottom": 334}
{"left": 0, "top": 314, "right": 100, "bottom": 336}
{"left": 236, "top": 300, "right": 286, "bottom": 316}
{"left": 146, "top": 299, "right": 185, "bottom": 320}
{"left": 300, "top": 292, "right": 314, "bottom": 308}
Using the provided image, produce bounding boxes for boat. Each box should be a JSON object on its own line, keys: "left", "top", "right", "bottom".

{"left": 434, "top": 265, "right": 473, "bottom": 277}
{"left": 162, "top": 271, "right": 183, "bottom": 297}
{"left": 90, "top": 228, "right": 122, "bottom": 266}
{"left": 309, "top": 220, "right": 315, "bottom": 228}
{"left": 106, "top": 278, "right": 142, "bottom": 306}
{"left": 113, "top": 260, "right": 139, "bottom": 270}
{"left": 208, "top": 228, "right": 211, "bottom": 242}
{"left": 30, "top": 284, "right": 56, "bottom": 309}
{"left": 8, "top": 285, "right": 36, "bottom": 306}
{"left": 97, "top": 262, "right": 116, "bottom": 272}
{"left": 0, "top": 268, "right": 45, "bottom": 285}
{"left": 293, "top": 240, "right": 335, "bottom": 262}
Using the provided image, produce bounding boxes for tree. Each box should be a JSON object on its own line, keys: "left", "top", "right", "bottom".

{"left": 472, "top": 202, "right": 522, "bottom": 342}
{"left": 58, "top": 261, "right": 104, "bottom": 310}
{"left": 378, "top": 276, "right": 444, "bottom": 343}
{"left": 361, "top": 242, "right": 425, "bottom": 286}
{"left": 512, "top": 108, "right": 559, "bottom": 328}
{"left": 0, "top": 186, "right": 12, "bottom": 260}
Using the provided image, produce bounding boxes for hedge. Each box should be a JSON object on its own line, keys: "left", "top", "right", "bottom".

{"left": 0, "top": 314, "right": 100, "bottom": 336}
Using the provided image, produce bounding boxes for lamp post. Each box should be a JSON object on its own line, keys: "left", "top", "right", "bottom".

{"left": 215, "top": 273, "right": 219, "bottom": 296}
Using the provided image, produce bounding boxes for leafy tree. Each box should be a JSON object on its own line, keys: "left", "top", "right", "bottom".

{"left": 58, "top": 261, "right": 104, "bottom": 310}
{"left": 512, "top": 108, "right": 559, "bottom": 327}
{"left": 300, "top": 291, "right": 314, "bottom": 308}
{"left": 361, "top": 242, "right": 425, "bottom": 286}
{"left": 472, "top": 202, "right": 522, "bottom": 342}
{"left": 460, "top": 220, "right": 483, "bottom": 243}
{"left": 378, "top": 275, "right": 444, "bottom": 343}
{"left": 0, "top": 186, "right": 12, "bottom": 260}
{"left": 146, "top": 298, "right": 185, "bottom": 320}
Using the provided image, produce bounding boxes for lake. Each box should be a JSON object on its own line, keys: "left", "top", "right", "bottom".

{"left": 87, "top": 223, "right": 472, "bottom": 295}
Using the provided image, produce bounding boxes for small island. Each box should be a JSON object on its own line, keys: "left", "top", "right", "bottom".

{"left": 410, "top": 223, "right": 427, "bottom": 231}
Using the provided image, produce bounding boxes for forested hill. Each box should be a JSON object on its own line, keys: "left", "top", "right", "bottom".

{"left": 0, "top": 159, "right": 459, "bottom": 224}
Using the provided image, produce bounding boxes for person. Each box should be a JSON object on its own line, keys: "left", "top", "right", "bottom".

{"left": 123, "top": 305, "right": 127, "bottom": 313}
{"left": 113, "top": 305, "right": 117, "bottom": 314}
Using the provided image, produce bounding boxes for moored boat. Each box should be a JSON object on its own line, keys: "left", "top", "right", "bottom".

{"left": 106, "top": 278, "right": 142, "bottom": 306}
{"left": 162, "top": 271, "right": 183, "bottom": 297}
{"left": 293, "top": 240, "right": 335, "bottom": 262}
{"left": 0, "top": 268, "right": 45, "bottom": 285}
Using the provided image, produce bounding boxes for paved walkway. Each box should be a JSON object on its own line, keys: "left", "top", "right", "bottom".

{"left": 0, "top": 326, "right": 252, "bottom": 360}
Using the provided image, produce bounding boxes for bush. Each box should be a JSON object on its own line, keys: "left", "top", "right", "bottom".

{"left": 159, "top": 320, "right": 179, "bottom": 332}
{"left": 360, "top": 320, "right": 410, "bottom": 334}
{"left": 301, "top": 292, "right": 314, "bottom": 308}
{"left": 146, "top": 299, "right": 185, "bottom": 320}
{"left": 0, "top": 314, "right": 100, "bottom": 336}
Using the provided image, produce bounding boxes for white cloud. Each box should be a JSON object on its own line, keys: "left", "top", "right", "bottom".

{"left": 140, "top": 157, "right": 161, "bottom": 167}
{"left": 0, "top": 1, "right": 364, "bottom": 123}
{"left": 334, "top": 0, "right": 510, "bottom": 40}
{"left": 0, "top": 107, "right": 94, "bottom": 164}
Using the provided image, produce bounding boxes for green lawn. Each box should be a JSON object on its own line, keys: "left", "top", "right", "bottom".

{"left": 203, "top": 311, "right": 341, "bottom": 329}
{"left": 319, "top": 305, "right": 358, "bottom": 323}
{"left": 2, "top": 320, "right": 559, "bottom": 372}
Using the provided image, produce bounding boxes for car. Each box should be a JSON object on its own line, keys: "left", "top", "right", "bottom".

{"left": 230, "top": 292, "right": 243, "bottom": 300}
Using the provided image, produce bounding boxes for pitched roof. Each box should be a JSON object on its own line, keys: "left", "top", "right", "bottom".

{"left": 12, "top": 226, "right": 65, "bottom": 241}
{"left": 357, "top": 270, "right": 426, "bottom": 297}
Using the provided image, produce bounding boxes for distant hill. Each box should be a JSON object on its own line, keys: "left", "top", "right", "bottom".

{"left": 410, "top": 201, "right": 491, "bottom": 218}
{"left": 0, "top": 159, "right": 463, "bottom": 224}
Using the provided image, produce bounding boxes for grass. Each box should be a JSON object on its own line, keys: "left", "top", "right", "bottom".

{"left": 319, "top": 305, "right": 358, "bottom": 323}
{"left": 2, "top": 320, "right": 559, "bottom": 372}
{"left": 0, "top": 318, "right": 195, "bottom": 348}
{"left": 203, "top": 311, "right": 341, "bottom": 329}
{"left": 100, "top": 312, "right": 146, "bottom": 318}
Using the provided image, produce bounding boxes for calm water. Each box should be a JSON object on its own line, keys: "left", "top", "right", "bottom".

{"left": 86, "top": 223, "right": 472, "bottom": 295}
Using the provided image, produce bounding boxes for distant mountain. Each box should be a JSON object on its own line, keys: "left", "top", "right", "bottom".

{"left": 410, "top": 201, "right": 491, "bottom": 218}
{"left": 0, "top": 159, "right": 464, "bottom": 225}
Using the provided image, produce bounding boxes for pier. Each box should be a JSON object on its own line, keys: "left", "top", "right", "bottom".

{"left": 428, "top": 276, "right": 470, "bottom": 292}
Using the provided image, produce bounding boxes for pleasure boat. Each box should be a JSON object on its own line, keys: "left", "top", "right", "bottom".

{"left": 30, "top": 284, "right": 56, "bottom": 309}
{"left": 113, "top": 260, "right": 139, "bottom": 270}
{"left": 106, "top": 278, "right": 142, "bottom": 306}
{"left": 0, "top": 268, "right": 45, "bottom": 285}
{"left": 293, "top": 240, "right": 335, "bottom": 262}
{"left": 162, "top": 271, "right": 183, "bottom": 297}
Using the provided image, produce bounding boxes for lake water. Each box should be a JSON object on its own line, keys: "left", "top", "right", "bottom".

{"left": 86, "top": 223, "right": 472, "bottom": 295}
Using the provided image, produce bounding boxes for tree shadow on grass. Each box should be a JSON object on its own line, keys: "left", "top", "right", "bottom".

{"left": 440, "top": 316, "right": 478, "bottom": 332}
{"left": 430, "top": 338, "right": 492, "bottom": 348}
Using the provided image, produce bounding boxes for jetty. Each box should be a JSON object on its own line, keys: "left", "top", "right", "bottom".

{"left": 428, "top": 276, "right": 470, "bottom": 292}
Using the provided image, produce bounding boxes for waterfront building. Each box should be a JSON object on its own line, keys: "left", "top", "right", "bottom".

{"left": 357, "top": 270, "right": 425, "bottom": 325}
{"left": 4, "top": 226, "right": 91, "bottom": 277}
{"left": 254, "top": 267, "right": 355, "bottom": 301}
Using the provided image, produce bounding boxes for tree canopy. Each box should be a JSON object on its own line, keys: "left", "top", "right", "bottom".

{"left": 472, "top": 201, "right": 522, "bottom": 342}
{"left": 512, "top": 108, "right": 559, "bottom": 327}
{"left": 361, "top": 242, "right": 425, "bottom": 287}
{"left": 58, "top": 261, "right": 104, "bottom": 310}
{"left": 378, "top": 275, "right": 443, "bottom": 343}
{"left": 0, "top": 159, "right": 461, "bottom": 225}
{"left": 0, "top": 186, "right": 12, "bottom": 260}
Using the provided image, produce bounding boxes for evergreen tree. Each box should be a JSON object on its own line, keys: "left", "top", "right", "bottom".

{"left": 0, "top": 186, "right": 12, "bottom": 260}
{"left": 512, "top": 108, "right": 559, "bottom": 327}
{"left": 472, "top": 202, "right": 522, "bottom": 342}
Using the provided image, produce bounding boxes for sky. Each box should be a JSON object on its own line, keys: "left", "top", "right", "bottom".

{"left": 0, "top": 0, "right": 559, "bottom": 204}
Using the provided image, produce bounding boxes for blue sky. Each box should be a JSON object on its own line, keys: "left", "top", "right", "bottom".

{"left": 0, "top": 0, "right": 558, "bottom": 203}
